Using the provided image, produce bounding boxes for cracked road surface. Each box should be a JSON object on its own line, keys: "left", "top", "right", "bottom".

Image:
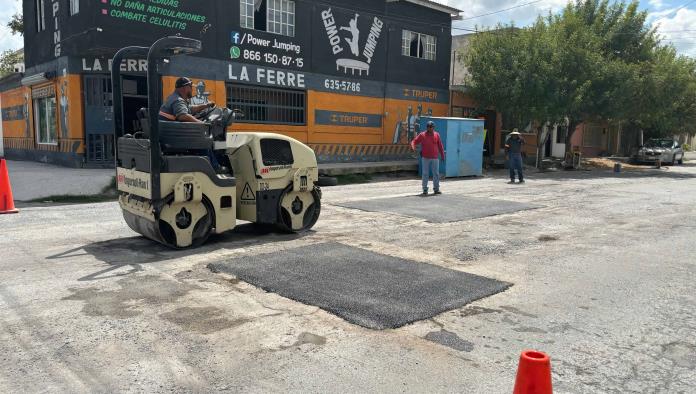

{"left": 2, "top": 164, "right": 695, "bottom": 393}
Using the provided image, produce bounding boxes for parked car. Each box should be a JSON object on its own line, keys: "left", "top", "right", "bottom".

{"left": 632, "top": 139, "right": 685, "bottom": 165}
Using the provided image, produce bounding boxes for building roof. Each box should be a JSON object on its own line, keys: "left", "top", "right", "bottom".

{"left": 386, "top": 0, "right": 462, "bottom": 17}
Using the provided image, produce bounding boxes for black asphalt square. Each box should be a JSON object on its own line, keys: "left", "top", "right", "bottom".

{"left": 209, "top": 242, "right": 511, "bottom": 329}
{"left": 335, "top": 194, "right": 542, "bottom": 223}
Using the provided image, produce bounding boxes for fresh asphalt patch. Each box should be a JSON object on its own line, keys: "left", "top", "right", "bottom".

{"left": 335, "top": 194, "right": 542, "bottom": 223}
{"left": 208, "top": 242, "right": 511, "bottom": 330}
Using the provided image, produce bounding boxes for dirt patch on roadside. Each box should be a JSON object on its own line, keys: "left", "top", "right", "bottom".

{"left": 582, "top": 158, "right": 647, "bottom": 171}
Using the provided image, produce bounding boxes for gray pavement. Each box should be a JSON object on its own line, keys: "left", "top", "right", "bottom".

{"left": 4, "top": 160, "right": 114, "bottom": 201}
{"left": 1, "top": 161, "right": 695, "bottom": 393}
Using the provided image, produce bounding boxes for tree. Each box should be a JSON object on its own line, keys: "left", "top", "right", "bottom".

{"left": 7, "top": 13, "right": 23, "bottom": 36}
{"left": 463, "top": 0, "right": 691, "bottom": 158}
{"left": 0, "top": 50, "right": 23, "bottom": 77}
{"left": 633, "top": 47, "right": 696, "bottom": 138}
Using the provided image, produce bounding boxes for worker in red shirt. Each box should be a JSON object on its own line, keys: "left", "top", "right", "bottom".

{"left": 411, "top": 121, "right": 445, "bottom": 195}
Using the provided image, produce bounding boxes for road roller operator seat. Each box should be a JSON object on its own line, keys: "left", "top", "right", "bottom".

{"left": 136, "top": 107, "right": 213, "bottom": 154}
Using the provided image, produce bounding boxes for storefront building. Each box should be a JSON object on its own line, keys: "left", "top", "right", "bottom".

{"left": 0, "top": 0, "right": 459, "bottom": 167}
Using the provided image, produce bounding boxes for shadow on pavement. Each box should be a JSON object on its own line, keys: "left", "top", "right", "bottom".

{"left": 482, "top": 166, "right": 696, "bottom": 181}
{"left": 541, "top": 168, "right": 696, "bottom": 181}
{"left": 47, "top": 223, "right": 310, "bottom": 282}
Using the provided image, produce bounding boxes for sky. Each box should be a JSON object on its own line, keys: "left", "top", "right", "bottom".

{"left": 0, "top": 0, "right": 693, "bottom": 56}
{"left": 445, "top": 0, "right": 696, "bottom": 56}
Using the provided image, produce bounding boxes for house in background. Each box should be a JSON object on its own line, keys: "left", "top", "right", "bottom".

{"left": 450, "top": 32, "right": 641, "bottom": 160}
{"left": 449, "top": 33, "right": 503, "bottom": 159}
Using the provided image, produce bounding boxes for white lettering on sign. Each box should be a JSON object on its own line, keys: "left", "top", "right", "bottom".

{"left": 52, "top": 0, "right": 61, "bottom": 57}
{"left": 228, "top": 64, "right": 305, "bottom": 88}
{"left": 363, "top": 17, "right": 383, "bottom": 64}
{"left": 242, "top": 33, "right": 303, "bottom": 55}
{"left": 321, "top": 8, "right": 343, "bottom": 55}
{"left": 320, "top": 8, "right": 384, "bottom": 76}
{"left": 82, "top": 58, "right": 148, "bottom": 72}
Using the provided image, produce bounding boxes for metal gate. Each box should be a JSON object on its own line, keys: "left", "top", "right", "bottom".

{"left": 84, "top": 75, "right": 114, "bottom": 164}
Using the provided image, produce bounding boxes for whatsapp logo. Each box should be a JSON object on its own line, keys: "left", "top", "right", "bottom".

{"left": 230, "top": 46, "right": 241, "bottom": 59}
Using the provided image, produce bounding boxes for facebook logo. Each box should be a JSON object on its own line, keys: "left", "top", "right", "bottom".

{"left": 231, "top": 32, "right": 240, "bottom": 44}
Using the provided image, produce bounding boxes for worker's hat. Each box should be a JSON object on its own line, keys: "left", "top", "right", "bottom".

{"left": 510, "top": 128, "right": 521, "bottom": 135}
{"left": 175, "top": 77, "right": 193, "bottom": 88}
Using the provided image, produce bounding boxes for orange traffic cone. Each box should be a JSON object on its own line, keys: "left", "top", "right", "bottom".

{"left": 0, "top": 158, "right": 18, "bottom": 214}
{"left": 513, "top": 350, "right": 553, "bottom": 394}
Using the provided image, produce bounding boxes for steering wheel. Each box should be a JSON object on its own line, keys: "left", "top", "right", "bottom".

{"left": 194, "top": 105, "right": 216, "bottom": 121}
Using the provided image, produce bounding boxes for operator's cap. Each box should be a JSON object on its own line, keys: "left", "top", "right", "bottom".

{"left": 175, "top": 77, "right": 193, "bottom": 88}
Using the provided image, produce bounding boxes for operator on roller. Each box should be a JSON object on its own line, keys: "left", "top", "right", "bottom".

{"left": 159, "top": 77, "right": 214, "bottom": 123}
{"left": 159, "top": 77, "right": 224, "bottom": 172}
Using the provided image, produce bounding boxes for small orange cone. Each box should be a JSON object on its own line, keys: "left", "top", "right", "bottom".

{"left": 513, "top": 350, "right": 553, "bottom": 394}
{"left": 0, "top": 158, "right": 18, "bottom": 214}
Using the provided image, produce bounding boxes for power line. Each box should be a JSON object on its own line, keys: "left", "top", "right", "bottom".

{"left": 651, "top": 0, "right": 696, "bottom": 25}
{"left": 459, "top": 0, "right": 545, "bottom": 21}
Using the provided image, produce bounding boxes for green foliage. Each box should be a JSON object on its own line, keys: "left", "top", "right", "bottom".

{"left": 464, "top": 0, "right": 696, "bottom": 151}
{"left": 0, "top": 50, "right": 23, "bottom": 77}
{"left": 7, "top": 13, "right": 23, "bottom": 36}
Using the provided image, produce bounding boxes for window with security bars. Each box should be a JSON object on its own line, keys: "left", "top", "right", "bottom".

{"left": 240, "top": 0, "right": 254, "bottom": 29}
{"left": 227, "top": 84, "right": 305, "bottom": 125}
{"left": 240, "top": 0, "right": 295, "bottom": 37}
{"left": 402, "top": 30, "right": 437, "bottom": 61}
{"left": 267, "top": 0, "right": 295, "bottom": 36}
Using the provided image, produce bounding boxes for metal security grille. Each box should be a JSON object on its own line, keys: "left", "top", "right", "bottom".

{"left": 227, "top": 84, "right": 305, "bottom": 125}
{"left": 260, "top": 138, "right": 294, "bottom": 165}
{"left": 87, "top": 134, "right": 114, "bottom": 163}
{"left": 83, "top": 75, "right": 115, "bottom": 164}
{"left": 84, "top": 77, "right": 113, "bottom": 107}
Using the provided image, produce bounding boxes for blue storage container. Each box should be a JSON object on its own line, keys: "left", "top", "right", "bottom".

{"left": 417, "top": 117, "right": 485, "bottom": 177}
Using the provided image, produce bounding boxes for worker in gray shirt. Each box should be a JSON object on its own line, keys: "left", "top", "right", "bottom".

{"left": 505, "top": 130, "right": 526, "bottom": 183}
{"left": 159, "top": 77, "right": 214, "bottom": 122}
{"left": 159, "top": 77, "right": 223, "bottom": 171}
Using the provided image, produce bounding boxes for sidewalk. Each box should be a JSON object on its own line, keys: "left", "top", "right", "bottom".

{"left": 5, "top": 160, "right": 114, "bottom": 201}
{"left": 4, "top": 159, "right": 419, "bottom": 202}
{"left": 319, "top": 160, "right": 417, "bottom": 176}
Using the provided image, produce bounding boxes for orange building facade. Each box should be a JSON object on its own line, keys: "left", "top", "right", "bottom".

{"left": 1, "top": 0, "right": 460, "bottom": 167}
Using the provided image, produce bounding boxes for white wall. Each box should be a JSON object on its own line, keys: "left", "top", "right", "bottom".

{"left": 450, "top": 34, "right": 474, "bottom": 86}
{"left": 551, "top": 126, "right": 565, "bottom": 158}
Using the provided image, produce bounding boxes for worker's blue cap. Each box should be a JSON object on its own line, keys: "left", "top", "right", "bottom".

{"left": 426, "top": 121, "right": 435, "bottom": 127}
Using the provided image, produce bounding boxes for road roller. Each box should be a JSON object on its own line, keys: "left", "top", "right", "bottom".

{"left": 112, "top": 37, "right": 321, "bottom": 248}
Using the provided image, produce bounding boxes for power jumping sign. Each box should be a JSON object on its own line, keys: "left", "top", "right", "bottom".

{"left": 52, "top": 0, "right": 61, "bottom": 57}
{"left": 320, "top": 8, "right": 385, "bottom": 77}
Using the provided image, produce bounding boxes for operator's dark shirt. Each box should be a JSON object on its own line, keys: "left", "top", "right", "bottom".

{"left": 505, "top": 136, "right": 525, "bottom": 155}
{"left": 159, "top": 91, "right": 190, "bottom": 121}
